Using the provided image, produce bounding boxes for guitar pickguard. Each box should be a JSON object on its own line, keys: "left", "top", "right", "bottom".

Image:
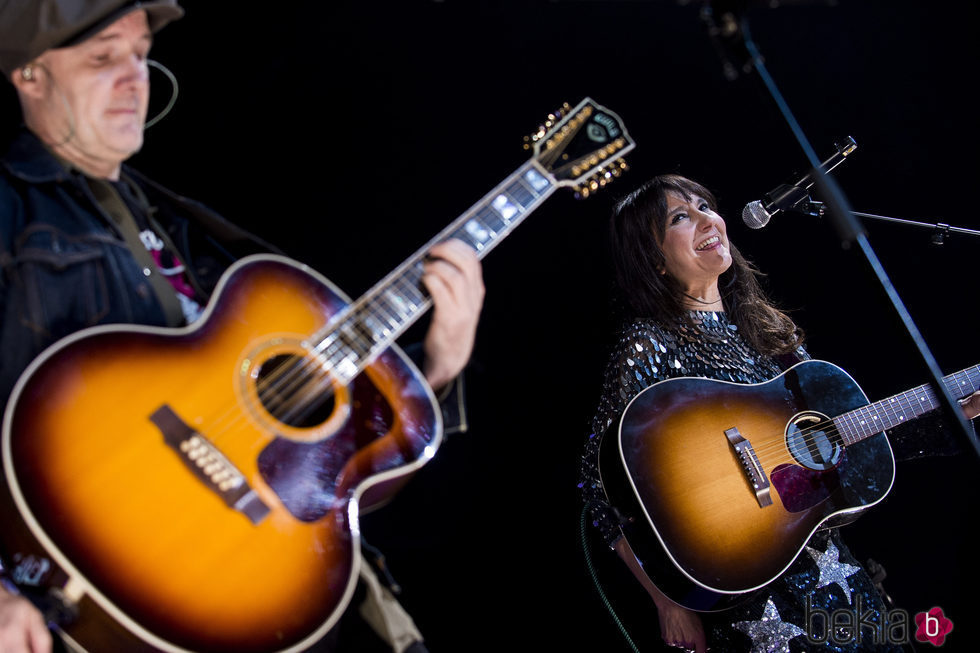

{"left": 258, "top": 370, "right": 400, "bottom": 522}
{"left": 770, "top": 460, "right": 842, "bottom": 513}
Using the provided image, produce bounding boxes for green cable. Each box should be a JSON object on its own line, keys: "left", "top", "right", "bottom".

{"left": 580, "top": 504, "right": 641, "bottom": 653}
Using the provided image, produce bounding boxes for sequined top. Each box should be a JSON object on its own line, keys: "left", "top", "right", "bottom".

{"left": 579, "top": 310, "right": 953, "bottom": 652}
{"left": 581, "top": 310, "right": 797, "bottom": 546}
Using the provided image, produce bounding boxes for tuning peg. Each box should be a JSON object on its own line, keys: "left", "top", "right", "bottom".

{"left": 573, "top": 159, "right": 629, "bottom": 200}
{"left": 522, "top": 130, "right": 546, "bottom": 150}
{"left": 547, "top": 102, "right": 572, "bottom": 126}
{"left": 523, "top": 102, "right": 573, "bottom": 150}
{"left": 572, "top": 174, "right": 600, "bottom": 199}
{"left": 601, "top": 159, "right": 629, "bottom": 183}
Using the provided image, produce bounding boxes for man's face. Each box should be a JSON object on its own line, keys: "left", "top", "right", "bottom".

{"left": 31, "top": 10, "right": 153, "bottom": 170}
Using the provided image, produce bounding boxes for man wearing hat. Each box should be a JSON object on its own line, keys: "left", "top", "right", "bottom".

{"left": 0, "top": 1, "right": 484, "bottom": 651}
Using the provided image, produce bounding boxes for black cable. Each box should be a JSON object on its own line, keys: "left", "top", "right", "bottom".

{"left": 579, "top": 504, "right": 641, "bottom": 653}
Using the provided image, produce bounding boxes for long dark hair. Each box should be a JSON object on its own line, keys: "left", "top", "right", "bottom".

{"left": 609, "top": 174, "right": 803, "bottom": 355}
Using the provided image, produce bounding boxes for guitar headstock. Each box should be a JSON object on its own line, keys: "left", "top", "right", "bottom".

{"left": 523, "top": 98, "right": 636, "bottom": 198}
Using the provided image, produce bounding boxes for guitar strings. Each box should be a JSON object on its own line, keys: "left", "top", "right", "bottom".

{"left": 199, "top": 295, "right": 399, "bottom": 448}
{"left": 196, "top": 247, "right": 447, "bottom": 451}
{"left": 194, "top": 161, "right": 546, "bottom": 447}
{"left": 727, "top": 367, "right": 980, "bottom": 467}
{"left": 262, "top": 271, "right": 434, "bottom": 426}
{"left": 232, "top": 205, "right": 471, "bottom": 433}
{"left": 747, "top": 400, "right": 904, "bottom": 466}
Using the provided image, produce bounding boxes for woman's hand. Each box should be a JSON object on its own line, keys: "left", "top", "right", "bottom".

{"left": 655, "top": 599, "right": 707, "bottom": 653}
{"left": 960, "top": 391, "right": 980, "bottom": 420}
{"left": 613, "top": 537, "right": 707, "bottom": 652}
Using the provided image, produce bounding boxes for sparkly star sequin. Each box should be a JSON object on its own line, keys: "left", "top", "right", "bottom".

{"left": 807, "top": 540, "right": 862, "bottom": 603}
{"left": 733, "top": 597, "right": 806, "bottom": 653}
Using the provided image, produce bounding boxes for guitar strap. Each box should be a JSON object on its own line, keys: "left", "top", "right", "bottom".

{"left": 84, "top": 176, "right": 186, "bottom": 327}
{"left": 358, "top": 563, "right": 425, "bottom": 653}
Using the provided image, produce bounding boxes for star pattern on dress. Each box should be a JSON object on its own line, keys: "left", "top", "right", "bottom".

{"left": 733, "top": 597, "right": 806, "bottom": 653}
{"left": 807, "top": 540, "right": 862, "bottom": 604}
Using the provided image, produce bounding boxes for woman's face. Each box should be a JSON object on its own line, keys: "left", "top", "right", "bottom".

{"left": 658, "top": 191, "right": 733, "bottom": 294}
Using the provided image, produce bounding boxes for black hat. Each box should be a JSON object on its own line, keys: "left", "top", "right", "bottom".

{"left": 0, "top": 0, "right": 184, "bottom": 78}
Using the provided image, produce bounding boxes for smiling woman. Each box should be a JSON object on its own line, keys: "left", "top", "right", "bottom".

{"left": 658, "top": 190, "right": 733, "bottom": 308}
{"left": 579, "top": 173, "right": 975, "bottom": 653}
{"left": 603, "top": 174, "right": 802, "bottom": 357}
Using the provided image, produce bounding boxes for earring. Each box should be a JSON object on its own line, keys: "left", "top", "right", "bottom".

{"left": 21, "top": 66, "right": 34, "bottom": 81}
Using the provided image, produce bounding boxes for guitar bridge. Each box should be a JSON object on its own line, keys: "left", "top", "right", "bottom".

{"left": 150, "top": 405, "right": 271, "bottom": 525}
{"left": 725, "top": 427, "right": 773, "bottom": 508}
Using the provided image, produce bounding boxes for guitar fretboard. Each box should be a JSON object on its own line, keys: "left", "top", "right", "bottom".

{"left": 314, "top": 160, "right": 556, "bottom": 383}
{"left": 834, "top": 365, "right": 980, "bottom": 444}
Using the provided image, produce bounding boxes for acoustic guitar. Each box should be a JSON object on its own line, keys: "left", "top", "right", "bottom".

{"left": 0, "top": 98, "right": 634, "bottom": 652}
{"left": 599, "top": 360, "right": 978, "bottom": 612}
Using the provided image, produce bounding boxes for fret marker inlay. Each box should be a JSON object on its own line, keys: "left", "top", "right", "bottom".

{"left": 524, "top": 169, "right": 549, "bottom": 191}
{"left": 491, "top": 194, "right": 519, "bottom": 221}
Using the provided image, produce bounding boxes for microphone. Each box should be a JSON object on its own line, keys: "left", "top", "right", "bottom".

{"left": 741, "top": 184, "right": 817, "bottom": 229}
{"left": 742, "top": 136, "right": 857, "bottom": 229}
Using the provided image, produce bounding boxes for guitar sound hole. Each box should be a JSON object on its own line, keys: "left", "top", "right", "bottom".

{"left": 255, "top": 354, "right": 337, "bottom": 428}
{"left": 785, "top": 411, "right": 843, "bottom": 471}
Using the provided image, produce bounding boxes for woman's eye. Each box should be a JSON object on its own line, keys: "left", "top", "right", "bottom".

{"left": 670, "top": 213, "right": 687, "bottom": 224}
{"left": 699, "top": 202, "right": 710, "bottom": 211}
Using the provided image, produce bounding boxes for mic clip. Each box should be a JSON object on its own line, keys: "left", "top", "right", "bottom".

{"left": 795, "top": 199, "right": 825, "bottom": 218}
{"left": 763, "top": 184, "right": 824, "bottom": 218}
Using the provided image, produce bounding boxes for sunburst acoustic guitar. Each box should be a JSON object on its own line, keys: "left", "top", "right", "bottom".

{"left": 599, "top": 360, "right": 978, "bottom": 612}
{"left": 0, "top": 98, "right": 634, "bottom": 652}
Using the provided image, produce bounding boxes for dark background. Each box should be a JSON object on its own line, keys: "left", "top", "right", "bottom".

{"left": 4, "top": 0, "right": 978, "bottom": 651}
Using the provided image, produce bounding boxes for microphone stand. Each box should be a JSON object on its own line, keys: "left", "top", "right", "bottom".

{"left": 732, "top": 15, "right": 979, "bottom": 460}
{"left": 805, "top": 204, "right": 980, "bottom": 245}
{"left": 850, "top": 212, "right": 980, "bottom": 246}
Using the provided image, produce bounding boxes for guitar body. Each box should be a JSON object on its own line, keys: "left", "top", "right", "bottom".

{"left": 0, "top": 255, "right": 440, "bottom": 652}
{"left": 599, "top": 361, "right": 896, "bottom": 611}
{"left": 0, "top": 98, "right": 637, "bottom": 649}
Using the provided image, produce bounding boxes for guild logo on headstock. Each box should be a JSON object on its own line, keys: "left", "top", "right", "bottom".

{"left": 586, "top": 124, "right": 607, "bottom": 143}
{"left": 587, "top": 112, "right": 622, "bottom": 142}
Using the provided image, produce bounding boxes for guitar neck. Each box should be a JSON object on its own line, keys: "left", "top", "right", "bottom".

{"left": 314, "top": 160, "right": 558, "bottom": 383}
{"left": 292, "top": 97, "right": 634, "bottom": 384}
{"left": 834, "top": 365, "right": 980, "bottom": 444}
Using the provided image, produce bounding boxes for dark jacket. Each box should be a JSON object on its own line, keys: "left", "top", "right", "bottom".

{"left": 0, "top": 129, "right": 466, "bottom": 432}
{"left": 0, "top": 129, "right": 277, "bottom": 406}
